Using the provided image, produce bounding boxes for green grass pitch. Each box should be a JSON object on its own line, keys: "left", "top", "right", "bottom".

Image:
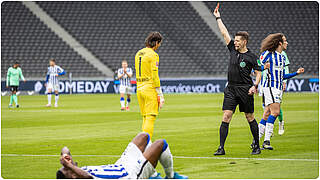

{"left": 1, "top": 93, "right": 319, "bottom": 178}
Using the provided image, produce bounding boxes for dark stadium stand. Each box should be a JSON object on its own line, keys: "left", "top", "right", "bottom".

{"left": 1, "top": 1, "right": 104, "bottom": 78}
{"left": 1, "top": 1, "right": 318, "bottom": 79}
{"left": 37, "top": 1, "right": 228, "bottom": 77}
{"left": 205, "top": 1, "right": 319, "bottom": 76}
{"left": 137, "top": 1, "right": 228, "bottom": 76}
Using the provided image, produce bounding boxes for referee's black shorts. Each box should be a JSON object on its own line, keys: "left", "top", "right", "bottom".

{"left": 222, "top": 85, "right": 254, "bottom": 113}
{"left": 9, "top": 86, "right": 19, "bottom": 92}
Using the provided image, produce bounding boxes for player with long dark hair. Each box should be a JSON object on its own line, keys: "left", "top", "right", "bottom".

{"left": 135, "top": 32, "right": 165, "bottom": 139}
{"left": 258, "top": 33, "right": 304, "bottom": 150}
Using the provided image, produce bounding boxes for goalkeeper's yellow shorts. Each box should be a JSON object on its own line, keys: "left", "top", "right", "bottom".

{"left": 137, "top": 87, "right": 159, "bottom": 116}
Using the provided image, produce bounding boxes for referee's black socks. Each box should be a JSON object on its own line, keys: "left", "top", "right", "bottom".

{"left": 219, "top": 122, "right": 229, "bottom": 148}
{"left": 249, "top": 119, "right": 259, "bottom": 146}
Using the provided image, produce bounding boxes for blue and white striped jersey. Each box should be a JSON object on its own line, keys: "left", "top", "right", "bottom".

{"left": 47, "top": 65, "right": 64, "bottom": 85}
{"left": 81, "top": 164, "right": 129, "bottom": 179}
{"left": 260, "top": 51, "right": 290, "bottom": 89}
{"left": 260, "top": 50, "right": 287, "bottom": 90}
{"left": 118, "top": 68, "right": 132, "bottom": 86}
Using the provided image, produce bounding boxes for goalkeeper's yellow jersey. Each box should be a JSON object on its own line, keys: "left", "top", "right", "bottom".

{"left": 135, "top": 47, "right": 160, "bottom": 89}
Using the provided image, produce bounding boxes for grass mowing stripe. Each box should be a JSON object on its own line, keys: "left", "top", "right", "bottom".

{"left": 2, "top": 154, "right": 318, "bottom": 162}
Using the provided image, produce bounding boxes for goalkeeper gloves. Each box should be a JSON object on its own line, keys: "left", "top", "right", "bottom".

{"left": 156, "top": 87, "right": 165, "bottom": 109}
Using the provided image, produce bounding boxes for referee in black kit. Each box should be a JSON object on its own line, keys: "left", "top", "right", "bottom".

{"left": 212, "top": 3, "right": 262, "bottom": 155}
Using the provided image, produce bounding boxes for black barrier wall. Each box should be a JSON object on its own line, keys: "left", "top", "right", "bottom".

{"left": 1, "top": 78, "right": 319, "bottom": 94}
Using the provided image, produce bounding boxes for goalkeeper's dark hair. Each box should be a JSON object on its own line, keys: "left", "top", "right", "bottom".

{"left": 56, "top": 170, "right": 66, "bottom": 179}
{"left": 145, "top": 32, "right": 163, "bottom": 48}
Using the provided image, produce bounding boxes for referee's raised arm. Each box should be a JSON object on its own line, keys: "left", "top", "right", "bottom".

{"left": 213, "top": 3, "right": 231, "bottom": 45}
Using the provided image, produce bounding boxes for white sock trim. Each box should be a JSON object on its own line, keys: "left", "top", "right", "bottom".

{"left": 55, "top": 95, "right": 59, "bottom": 104}
{"left": 120, "top": 100, "right": 125, "bottom": 108}
{"left": 258, "top": 123, "right": 266, "bottom": 140}
{"left": 264, "top": 123, "right": 274, "bottom": 141}
{"left": 159, "top": 146, "right": 174, "bottom": 178}
{"left": 47, "top": 94, "right": 52, "bottom": 104}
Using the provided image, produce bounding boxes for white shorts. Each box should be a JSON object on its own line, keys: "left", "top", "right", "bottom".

{"left": 47, "top": 83, "right": 59, "bottom": 91}
{"left": 115, "top": 142, "right": 155, "bottom": 179}
{"left": 119, "top": 85, "right": 132, "bottom": 94}
{"left": 262, "top": 87, "right": 283, "bottom": 106}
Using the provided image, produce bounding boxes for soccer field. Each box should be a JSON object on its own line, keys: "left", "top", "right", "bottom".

{"left": 1, "top": 93, "right": 319, "bottom": 179}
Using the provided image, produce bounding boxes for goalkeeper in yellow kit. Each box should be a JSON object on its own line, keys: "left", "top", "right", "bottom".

{"left": 135, "top": 32, "right": 165, "bottom": 139}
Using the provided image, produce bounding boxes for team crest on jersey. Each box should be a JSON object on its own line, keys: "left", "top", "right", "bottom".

{"left": 240, "top": 61, "right": 246, "bottom": 68}
{"left": 156, "top": 62, "right": 159, "bottom": 67}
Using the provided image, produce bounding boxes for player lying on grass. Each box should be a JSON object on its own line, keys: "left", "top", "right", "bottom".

{"left": 258, "top": 33, "right": 304, "bottom": 150}
{"left": 6, "top": 61, "right": 26, "bottom": 108}
{"left": 56, "top": 133, "right": 188, "bottom": 179}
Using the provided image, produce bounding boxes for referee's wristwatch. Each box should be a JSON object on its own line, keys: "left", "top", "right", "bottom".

{"left": 216, "top": 17, "right": 221, "bottom": 20}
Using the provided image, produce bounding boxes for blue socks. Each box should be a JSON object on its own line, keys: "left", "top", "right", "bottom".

{"left": 162, "top": 139, "right": 168, "bottom": 152}
{"left": 267, "top": 115, "right": 276, "bottom": 124}
{"left": 260, "top": 118, "right": 267, "bottom": 126}
{"left": 146, "top": 132, "right": 150, "bottom": 145}
{"left": 120, "top": 97, "right": 125, "bottom": 108}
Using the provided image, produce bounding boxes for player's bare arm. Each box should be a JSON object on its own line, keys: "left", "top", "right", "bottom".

{"left": 263, "top": 62, "right": 270, "bottom": 70}
{"left": 213, "top": 3, "right": 231, "bottom": 45}
{"left": 125, "top": 69, "right": 133, "bottom": 78}
{"left": 118, "top": 72, "right": 124, "bottom": 79}
{"left": 60, "top": 155, "right": 93, "bottom": 179}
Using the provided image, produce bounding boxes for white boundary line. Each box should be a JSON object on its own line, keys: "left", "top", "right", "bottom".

{"left": 174, "top": 156, "right": 319, "bottom": 162}
{"left": 2, "top": 154, "right": 119, "bottom": 158}
{"left": 2, "top": 154, "right": 318, "bottom": 162}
